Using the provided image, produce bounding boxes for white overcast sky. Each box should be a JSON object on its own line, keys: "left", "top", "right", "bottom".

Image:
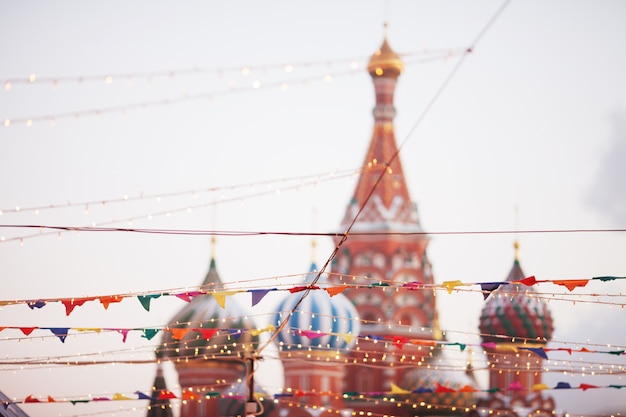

{"left": 1, "top": 1, "right": 626, "bottom": 416}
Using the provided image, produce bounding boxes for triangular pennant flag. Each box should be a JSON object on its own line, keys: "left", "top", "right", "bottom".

{"left": 182, "top": 391, "right": 200, "bottom": 400}
{"left": 435, "top": 383, "right": 456, "bottom": 393}
{"left": 441, "top": 280, "right": 463, "bottom": 294}
{"left": 196, "top": 328, "right": 218, "bottom": 340}
{"left": 137, "top": 294, "right": 161, "bottom": 311}
{"left": 27, "top": 300, "right": 46, "bottom": 309}
{"left": 2, "top": 401, "right": 10, "bottom": 409}
{"left": 579, "top": 383, "right": 598, "bottom": 391}
{"left": 391, "top": 336, "right": 410, "bottom": 350}
{"left": 104, "top": 328, "right": 131, "bottom": 343}
{"left": 459, "top": 385, "right": 477, "bottom": 392}
{"left": 61, "top": 297, "right": 94, "bottom": 316}
{"left": 169, "top": 327, "right": 191, "bottom": 340}
{"left": 75, "top": 328, "right": 102, "bottom": 333}
{"left": 444, "top": 342, "right": 466, "bottom": 352}
{"left": 45, "top": 327, "right": 70, "bottom": 343}
{"left": 554, "top": 382, "right": 571, "bottom": 389}
{"left": 300, "top": 330, "right": 325, "bottom": 339}
{"left": 410, "top": 339, "right": 437, "bottom": 347}
{"left": 545, "top": 347, "right": 572, "bottom": 355}
{"left": 93, "top": 397, "right": 110, "bottom": 401}
{"left": 480, "top": 282, "right": 504, "bottom": 300}
{"left": 496, "top": 344, "right": 518, "bottom": 353}
{"left": 211, "top": 291, "right": 239, "bottom": 309}
{"left": 158, "top": 390, "right": 177, "bottom": 400}
{"left": 608, "top": 350, "right": 625, "bottom": 356}
{"left": 112, "top": 393, "right": 131, "bottom": 401}
{"left": 390, "top": 383, "right": 410, "bottom": 394}
{"left": 20, "top": 327, "right": 37, "bottom": 336}
{"left": 532, "top": 383, "right": 549, "bottom": 391}
{"left": 24, "top": 395, "right": 40, "bottom": 403}
{"left": 173, "top": 292, "right": 194, "bottom": 302}
{"left": 517, "top": 275, "right": 537, "bottom": 286}
{"left": 250, "top": 324, "right": 275, "bottom": 337}
{"left": 609, "top": 385, "right": 626, "bottom": 389}
{"left": 142, "top": 328, "right": 160, "bottom": 340}
{"left": 114, "top": 328, "right": 131, "bottom": 343}
{"left": 135, "top": 391, "right": 152, "bottom": 400}
{"left": 507, "top": 381, "right": 523, "bottom": 391}
{"left": 341, "top": 334, "right": 355, "bottom": 345}
{"left": 520, "top": 347, "right": 548, "bottom": 359}
{"left": 70, "top": 400, "right": 90, "bottom": 405}
{"left": 402, "top": 281, "right": 423, "bottom": 290}
{"left": 481, "top": 341, "right": 497, "bottom": 349}
{"left": 367, "top": 282, "right": 389, "bottom": 288}
{"left": 289, "top": 285, "right": 319, "bottom": 294}
{"left": 325, "top": 286, "right": 347, "bottom": 297}
{"left": 250, "top": 289, "right": 272, "bottom": 306}
{"left": 47, "top": 396, "right": 56, "bottom": 402}
{"left": 99, "top": 295, "right": 124, "bottom": 310}
{"left": 412, "top": 387, "right": 433, "bottom": 394}
{"left": 553, "top": 279, "right": 589, "bottom": 291}
{"left": 592, "top": 275, "right": 620, "bottom": 281}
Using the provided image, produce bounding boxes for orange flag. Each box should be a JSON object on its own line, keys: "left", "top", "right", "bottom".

{"left": 325, "top": 286, "right": 347, "bottom": 297}
{"left": 553, "top": 279, "right": 589, "bottom": 291}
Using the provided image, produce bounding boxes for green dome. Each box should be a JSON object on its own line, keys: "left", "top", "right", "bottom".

{"left": 157, "top": 258, "right": 258, "bottom": 360}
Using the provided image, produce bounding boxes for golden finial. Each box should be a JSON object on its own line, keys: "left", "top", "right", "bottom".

{"left": 514, "top": 240, "right": 520, "bottom": 261}
{"left": 211, "top": 236, "right": 216, "bottom": 260}
{"left": 368, "top": 23, "right": 404, "bottom": 78}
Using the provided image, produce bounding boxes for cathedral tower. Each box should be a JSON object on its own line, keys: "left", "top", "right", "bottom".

{"left": 330, "top": 30, "right": 440, "bottom": 399}
{"left": 477, "top": 242, "right": 555, "bottom": 413}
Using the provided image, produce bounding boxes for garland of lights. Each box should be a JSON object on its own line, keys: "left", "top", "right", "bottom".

{"left": 2, "top": 50, "right": 466, "bottom": 129}
{"left": 1, "top": 323, "right": 625, "bottom": 362}
{"left": 2, "top": 48, "right": 466, "bottom": 88}
{"left": 0, "top": 168, "right": 359, "bottom": 244}
{"left": 0, "top": 167, "right": 359, "bottom": 216}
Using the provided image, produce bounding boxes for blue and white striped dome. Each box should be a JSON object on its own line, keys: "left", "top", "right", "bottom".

{"left": 271, "top": 262, "right": 360, "bottom": 351}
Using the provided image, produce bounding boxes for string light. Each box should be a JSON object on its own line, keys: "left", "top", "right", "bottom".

{"left": 1, "top": 48, "right": 467, "bottom": 88}
{"left": 0, "top": 167, "right": 360, "bottom": 243}
{"left": 0, "top": 167, "right": 358, "bottom": 216}
{"left": 2, "top": 51, "right": 466, "bottom": 129}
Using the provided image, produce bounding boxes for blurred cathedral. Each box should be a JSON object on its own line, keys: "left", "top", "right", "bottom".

{"left": 149, "top": 31, "right": 556, "bottom": 417}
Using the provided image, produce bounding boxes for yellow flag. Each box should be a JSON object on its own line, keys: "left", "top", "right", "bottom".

{"left": 390, "top": 383, "right": 410, "bottom": 394}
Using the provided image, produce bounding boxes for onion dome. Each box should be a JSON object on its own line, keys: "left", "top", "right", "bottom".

{"left": 401, "top": 357, "right": 477, "bottom": 409}
{"left": 271, "top": 260, "right": 360, "bottom": 351}
{"left": 367, "top": 25, "right": 404, "bottom": 79}
{"left": 479, "top": 243, "right": 554, "bottom": 343}
{"left": 157, "top": 248, "right": 257, "bottom": 360}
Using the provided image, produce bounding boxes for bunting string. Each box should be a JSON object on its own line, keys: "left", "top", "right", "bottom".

{"left": 6, "top": 379, "right": 626, "bottom": 410}
{"left": 0, "top": 274, "right": 624, "bottom": 313}
{"left": 2, "top": 322, "right": 625, "bottom": 365}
